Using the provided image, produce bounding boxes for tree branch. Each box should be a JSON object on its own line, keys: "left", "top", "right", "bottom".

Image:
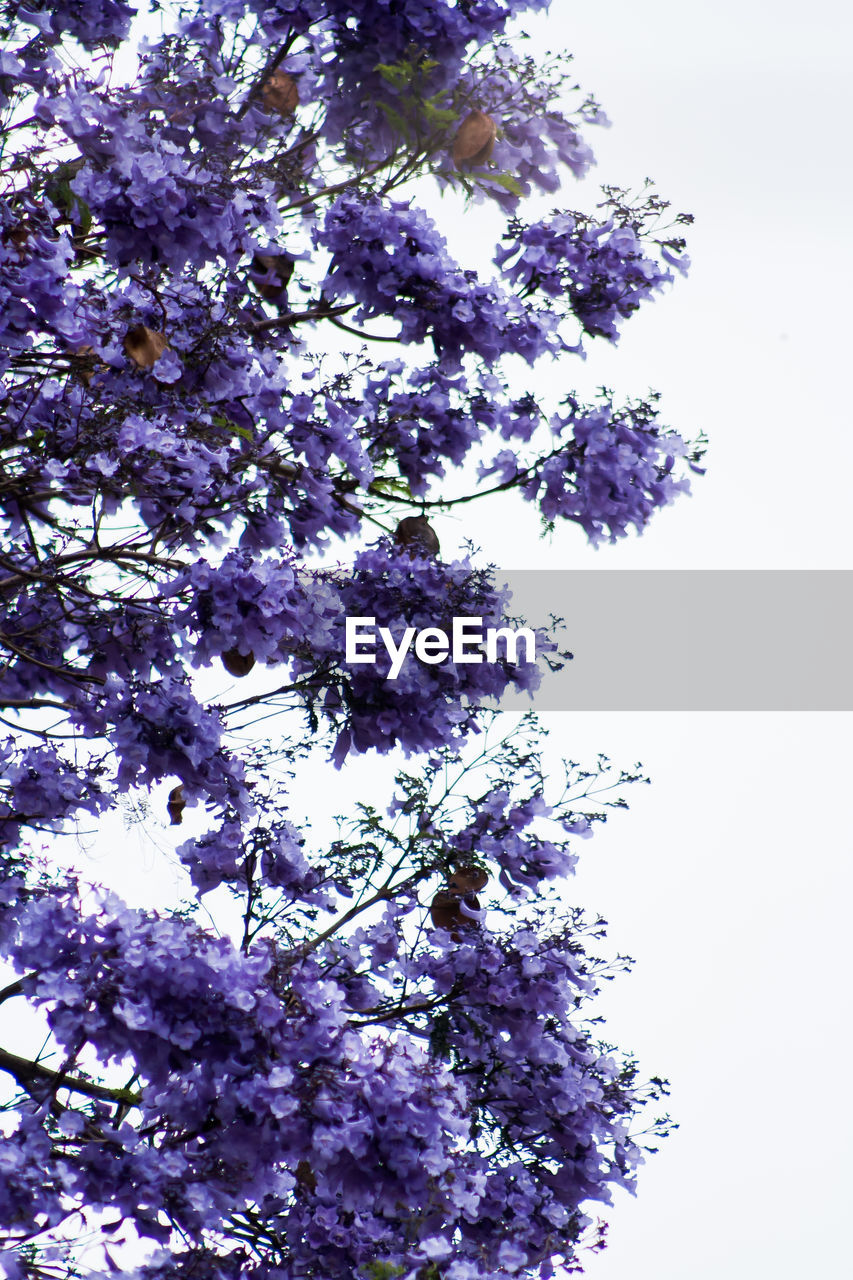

{"left": 0, "top": 976, "right": 27, "bottom": 1005}
{"left": 248, "top": 301, "right": 355, "bottom": 333}
{"left": 0, "top": 1047, "right": 141, "bottom": 1107}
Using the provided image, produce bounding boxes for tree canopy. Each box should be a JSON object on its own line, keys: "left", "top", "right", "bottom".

{"left": 0, "top": 3, "right": 696, "bottom": 1278}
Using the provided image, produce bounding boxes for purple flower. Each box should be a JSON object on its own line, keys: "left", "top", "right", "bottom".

{"left": 318, "top": 194, "right": 560, "bottom": 369}
{"left": 0, "top": 5, "right": 687, "bottom": 1275}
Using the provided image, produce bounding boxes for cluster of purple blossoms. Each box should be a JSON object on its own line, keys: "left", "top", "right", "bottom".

{"left": 294, "top": 0, "right": 552, "bottom": 156}
{"left": 497, "top": 205, "right": 691, "bottom": 341}
{"left": 321, "top": 543, "right": 547, "bottom": 763}
{"left": 450, "top": 42, "right": 599, "bottom": 210}
{"left": 12, "top": 1, "right": 135, "bottom": 49}
{"left": 0, "top": 731, "right": 667, "bottom": 1278}
{"left": 0, "top": 1, "right": 689, "bottom": 1276}
{"left": 0, "top": 742, "right": 109, "bottom": 851}
{"left": 481, "top": 396, "right": 697, "bottom": 544}
{"left": 319, "top": 195, "right": 561, "bottom": 368}
{"left": 168, "top": 545, "right": 547, "bottom": 773}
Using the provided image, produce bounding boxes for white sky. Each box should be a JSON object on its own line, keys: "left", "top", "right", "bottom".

{"left": 433, "top": 0, "right": 853, "bottom": 569}
{"left": 477, "top": 2, "right": 853, "bottom": 1276}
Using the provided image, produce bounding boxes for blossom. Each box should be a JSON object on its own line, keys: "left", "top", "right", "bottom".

{"left": 0, "top": 3, "right": 688, "bottom": 1275}
{"left": 496, "top": 200, "right": 690, "bottom": 341}
{"left": 318, "top": 194, "right": 560, "bottom": 369}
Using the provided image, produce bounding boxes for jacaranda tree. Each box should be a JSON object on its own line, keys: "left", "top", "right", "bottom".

{"left": 0, "top": 2, "right": 700, "bottom": 1277}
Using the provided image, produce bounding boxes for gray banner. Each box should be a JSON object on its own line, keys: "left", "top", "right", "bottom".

{"left": 498, "top": 570, "right": 853, "bottom": 711}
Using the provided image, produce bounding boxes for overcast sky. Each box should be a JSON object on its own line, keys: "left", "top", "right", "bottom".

{"left": 487, "top": 3, "right": 853, "bottom": 1277}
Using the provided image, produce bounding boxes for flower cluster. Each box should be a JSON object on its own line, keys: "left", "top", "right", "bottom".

{"left": 0, "top": 742, "right": 109, "bottom": 851}
{"left": 497, "top": 204, "right": 690, "bottom": 340}
{"left": 304, "top": 0, "right": 552, "bottom": 157}
{"left": 0, "top": 1, "right": 689, "bottom": 1276}
{"left": 323, "top": 543, "right": 547, "bottom": 762}
{"left": 170, "top": 545, "right": 548, "bottom": 772}
{"left": 14, "top": 1, "right": 134, "bottom": 49}
{"left": 451, "top": 42, "right": 599, "bottom": 209}
{"left": 482, "top": 396, "right": 696, "bottom": 544}
{"left": 319, "top": 195, "right": 560, "bottom": 368}
{"left": 358, "top": 362, "right": 547, "bottom": 495}
{"left": 447, "top": 784, "right": 593, "bottom": 893}
{"left": 0, "top": 728, "right": 666, "bottom": 1279}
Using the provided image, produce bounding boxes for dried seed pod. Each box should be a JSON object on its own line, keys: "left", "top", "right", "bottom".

{"left": 221, "top": 647, "right": 256, "bottom": 677}
{"left": 394, "top": 515, "right": 440, "bottom": 558}
{"left": 452, "top": 109, "right": 497, "bottom": 168}
{"left": 448, "top": 865, "right": 488, "bottom": 895}
{"left": 430, "top": 886, "right": 482, "bottom": 939}
{"left": 74, "top": 344, "right": 99, "bottom": 387}
{"left": 430, "top": 888, "right": 465, "bottom": 935}
{"left": 167, "top": 784, "right": 185, "bottom": 826}
{"left": 262, "top": 71, "right": 299, "bottom": 116}
{"left": 251, "top": 251, "right": 294, "bottom": 304}
{"left": 3, "top": 221, "right": 31, "bottom": 259}
{"left": 123, "top": 324, "right": 168, "bottom": 370}
{"left": 295, "top": 1160, "right": 316, "bottom": 1192}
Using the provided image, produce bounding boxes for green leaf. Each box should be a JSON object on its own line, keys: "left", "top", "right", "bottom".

{"left": 483, "top": 171, "right": 524, "bottom": 197}
{"left": 212, "top": 414, "right": 254, "bottom": 442}
{"left": 376, "top": 101, "right": 413, "bottom": 143}
{"left": 421, "top": 101, "right": 458, "bottom": 128}
{"left": 374, "top": 61, "right": 411, "bottom": 90}
{"left": 44, "top": 159, "right": 92, "bottom": 233}
{"left": 363, "top": 1263, "right": 406, "bottom": 1280}
{"left": 367, "top": 476, "right": 415, "bottom": 500}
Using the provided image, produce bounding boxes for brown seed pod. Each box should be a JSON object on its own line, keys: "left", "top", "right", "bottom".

{"left": 74, "top": 344, "right": 99, "bottom": 387}
{"left": 167, "top": 784, "right": 185, "bottom": 826}
{"left": 295, "top": 1160, "right": 316, "bottom": 1192}
{"left": 394, "top": 515, "right": 440, "bottom": 558}
{"left": 251, "top": 251, "right": 294, "bottom": 303}
{"left": 221, "top": 647, "right": 256, "bottom": 678}
{"left": 123, "top": 324, "right": 168, "bottom": 370}
{"left": 3, "top": 221, "right": 31, "bottom": 259}
{"left": 262, "top": 71, "right": 299, "bottom": 116}
{"left": 448, "top": 865, "right": 489, "bottom": 895}
{"left": 452, "top": 109, "right": 497, "bottom": 169}
{"left": 430, "top": 886, "right": 482, "bottom": 939}
{"left": 430, "top": 888, "right": 465, "bottom": 935}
